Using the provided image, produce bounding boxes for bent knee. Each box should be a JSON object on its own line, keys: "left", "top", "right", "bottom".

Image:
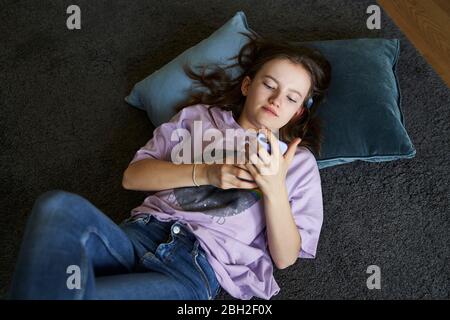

{"left": 32, "top": 190, "right": 80, "bottom": 220}
{"left": 35, "top": 189, "right": 73, "bottom": 207}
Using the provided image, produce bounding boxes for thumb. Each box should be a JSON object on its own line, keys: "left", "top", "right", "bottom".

{"left": 284, "top": 138, "right": 302, "bottom": 162}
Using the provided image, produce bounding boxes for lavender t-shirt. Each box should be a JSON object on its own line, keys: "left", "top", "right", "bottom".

{"left": 127, "top": 104, "right": 324, "bottom": 300}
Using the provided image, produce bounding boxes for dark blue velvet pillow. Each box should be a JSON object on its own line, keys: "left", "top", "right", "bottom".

{"left": 293, "top": 38, "right": 416, "bottom": 169}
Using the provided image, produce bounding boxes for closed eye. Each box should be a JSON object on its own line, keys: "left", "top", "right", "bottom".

{"left": 263, "top": 83, "right": 274, "bottom": 90}
{"left": 263, "top": 83, "right": 297, "bottom": 103}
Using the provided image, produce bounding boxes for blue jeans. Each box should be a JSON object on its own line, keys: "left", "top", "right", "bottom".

{"left": 8, "top": 190, "right": 221, "bottom": 300}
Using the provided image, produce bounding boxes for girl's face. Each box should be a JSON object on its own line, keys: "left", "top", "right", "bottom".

{"left": 239, "top": 58, "right": 312, "bottom": 132}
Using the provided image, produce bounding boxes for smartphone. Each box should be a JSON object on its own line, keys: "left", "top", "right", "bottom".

{"left": 256, "top": 132, "right": 288, "bottom": 155}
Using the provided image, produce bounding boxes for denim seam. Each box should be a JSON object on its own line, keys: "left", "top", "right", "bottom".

{"left": 191, "top": 242, "right": 212, "bottom": 300}
{"left": 198, "top": 250, "right": 220, "bottom": 298}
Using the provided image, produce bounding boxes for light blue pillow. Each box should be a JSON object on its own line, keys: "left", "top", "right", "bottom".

{"left": 125, "top": 11, "right": 256, "bottom": 127}
{"left": 125, "top": 11, "right": 416, "bottom": 169}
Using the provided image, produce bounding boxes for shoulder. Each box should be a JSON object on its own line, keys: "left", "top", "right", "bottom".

{"left": 171, "top": 103, "right": 231, "bottom": 129}
{"left": 169, "top": 104, "right": 218, "bottom": 121}
{"left": 292, "top": 146, "right": 319, "bottom": 170}
{"left": 178, "top": 103, "right": 215, "bottom": 115}
{"left": 286, "top": 146, "right": 321, "bottom": 195}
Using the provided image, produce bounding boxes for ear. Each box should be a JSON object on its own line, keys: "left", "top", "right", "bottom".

{"left": 241, "top": 76, "right": 251, "bottom": 96}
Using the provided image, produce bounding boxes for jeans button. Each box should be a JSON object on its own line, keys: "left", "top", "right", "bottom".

{"left": 172, "top": 225, "right": 180, "bottom": 234}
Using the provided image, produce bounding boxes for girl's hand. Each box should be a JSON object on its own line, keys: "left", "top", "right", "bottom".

{"left": 245, "top": 128, "right": 301, "bottom": 195}
{"left": 204, "top": 159, "right": 259, "bottom": 190}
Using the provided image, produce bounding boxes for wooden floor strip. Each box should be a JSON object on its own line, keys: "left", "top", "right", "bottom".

{"left": 378, "top": 0, "right": 450, "bottom": 87}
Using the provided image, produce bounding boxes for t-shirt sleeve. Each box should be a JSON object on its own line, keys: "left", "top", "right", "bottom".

{"left": 127, "top": 108, "right": 192, "bottom": 165}
{"left": 288, "top": 148, "right": 324, "bottom": 259}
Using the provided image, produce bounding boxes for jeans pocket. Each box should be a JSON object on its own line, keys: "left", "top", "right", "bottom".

{"left": 123, "top": 214, "right": 152, "bottom": 225}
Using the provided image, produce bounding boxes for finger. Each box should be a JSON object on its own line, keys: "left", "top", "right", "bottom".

{"left": 247, "top": 138, "right": 261, "bottom": 168}
{"left": 234, "top": 167, "right": 255, "bottom": 182}
{"left": 267, "top": 128, "right": 280, "bottom": 157}
{"left": 248, "top": 134, "right": 258, "bottom": 164}
{"left": 245, "top": 162, "right": 258, "bottom": 178}
{"left": 284, "top": 138, "right": 302, "bottom": 163}
{"left": 233, "top": 163, "right": 251, "bottom": 172}
{"left": 248, "top": 153, "right": 262, "bottom": 174}
{"left": 231, "top": 175, "right": 258, "bottom": 189}
{"left": 244, "top": 141, "right": 250, "bottom": 163}
{"left": 257, "top": 147, "right": 271, "bottom": 165}
{"left": 249, "top": 152, "right": 259, "bottom": 167}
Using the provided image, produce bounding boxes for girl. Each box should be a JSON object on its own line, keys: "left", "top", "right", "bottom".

{"left": 9, "top": 31, "right": 331, "bottom": 300}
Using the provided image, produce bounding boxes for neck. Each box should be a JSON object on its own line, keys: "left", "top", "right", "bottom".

{"left": 237, "top": 112, "right": 260, "bottom": 131}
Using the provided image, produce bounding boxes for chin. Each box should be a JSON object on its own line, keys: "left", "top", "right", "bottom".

{"left": 253, "top": 117, "right": 267, "bottom": 128}
{"left": 255, "top": 119, "right": 276, "bottom": 131}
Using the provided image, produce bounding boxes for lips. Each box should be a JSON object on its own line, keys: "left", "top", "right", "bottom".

{"left": 262, "top": 106, "right": 279, "bottom": 117}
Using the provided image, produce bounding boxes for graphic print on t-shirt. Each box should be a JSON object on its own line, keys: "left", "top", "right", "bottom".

{"left": 173, "top": 149, "right": 262, "bottom": 223}
{"left": 174, "top": 185, "right": 261, "bottom": 220}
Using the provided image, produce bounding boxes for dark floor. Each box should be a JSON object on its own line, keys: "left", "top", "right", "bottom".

{"left": 1, "top": 0, "right": 449, "bottom": 299}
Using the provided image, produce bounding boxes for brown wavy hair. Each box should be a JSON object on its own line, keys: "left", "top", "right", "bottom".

{"left": 174, "top": 30, "right": 331, "bottom": 158}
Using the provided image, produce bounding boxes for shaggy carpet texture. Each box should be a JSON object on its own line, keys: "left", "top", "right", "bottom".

{"left": 1, "top": 0, "right": 448, "bottom": 299}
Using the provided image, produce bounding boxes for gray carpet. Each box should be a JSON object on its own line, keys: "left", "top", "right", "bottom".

{"left": 1, "top": 0, "right": 449, "bottom": 299}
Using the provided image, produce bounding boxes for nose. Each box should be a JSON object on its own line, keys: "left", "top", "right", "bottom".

{"left": 269, "top": 92, "right": 282, "bottom": 109}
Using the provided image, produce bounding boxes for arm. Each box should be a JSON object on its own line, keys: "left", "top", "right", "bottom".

{"left": 122, "top": 160, "right": 209, "bottom": 191}
{"left": 243, "top": 129, "right": 302, "bottom": 270}
{"left": 122, "top": 159, "right": 257, "bottom": 191}
{"left": 263, "top": 184, "right": 302, "bottom": 270}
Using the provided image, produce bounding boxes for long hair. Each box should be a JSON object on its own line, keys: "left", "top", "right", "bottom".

{"left": 174, "top": 30, "right": 331, "bottom": 158}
